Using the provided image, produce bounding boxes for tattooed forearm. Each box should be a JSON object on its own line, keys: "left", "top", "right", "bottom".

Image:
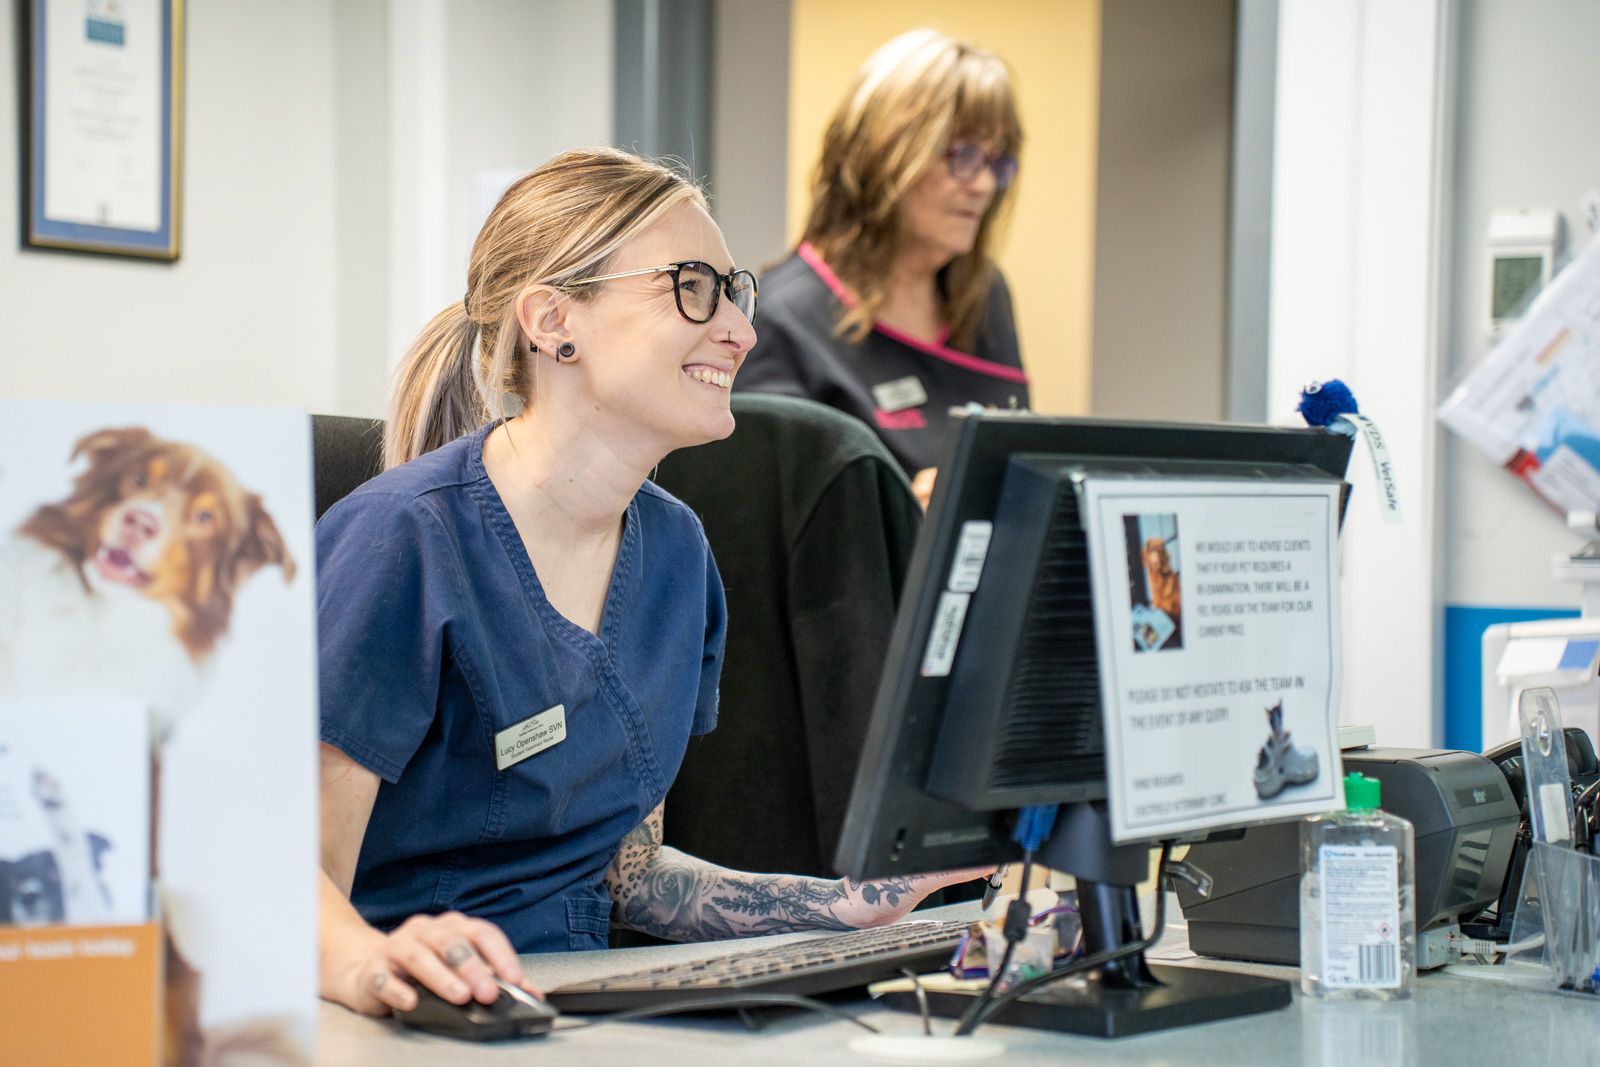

{"left": 605, "top": 804, "right": 927, "bottom": 942}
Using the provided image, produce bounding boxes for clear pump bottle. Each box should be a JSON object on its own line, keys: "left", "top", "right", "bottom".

{"left": 1299, "top": 772, "right": 1416, "bottom": 1000}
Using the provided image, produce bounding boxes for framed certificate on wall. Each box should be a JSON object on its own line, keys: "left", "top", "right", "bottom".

{"left": 22, "top": 0, "right": 184, "bottom": 260}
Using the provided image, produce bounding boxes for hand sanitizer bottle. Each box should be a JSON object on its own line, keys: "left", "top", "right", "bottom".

{"left": 1299, "top": 772, "right": 1416, "bottom": 999}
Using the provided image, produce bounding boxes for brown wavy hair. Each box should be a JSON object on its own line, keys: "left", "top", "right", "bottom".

{"left": 801, "top": 29, "right": 1022, "bottom": 351}
{"left": 384, "top": 148, "right": 705, "bottom": 470}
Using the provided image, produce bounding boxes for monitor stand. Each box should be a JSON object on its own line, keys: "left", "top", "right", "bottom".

{"left": 993, "top": 801, "right": 1292, "bottom": 1038}
{"left": 884, "top": 802, "right": 1293, "bottom": 1038}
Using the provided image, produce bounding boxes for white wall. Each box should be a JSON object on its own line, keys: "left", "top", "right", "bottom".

{"left": 1, "top": 1, "right": 343, "bottom": 412}
{"left": 443, "top": 1, "right": 614, "bottom": 284}
{"left": 1443, "top": 0, "right": 1600, "bottom": 610}
{"left": 1, "top": 1, "right": 614, "bottom": 419}
{"left": 1089, "top": 0, "right": 1233, "bottom": 422}
{"left": 712, "top": 0, "right": 791, "bottom": 270}
{"left": 334, "top": 0, "right": 393, "bottom": 419}
{"left": 380, "top": 0, "right": 616, "bottom": 402}
{"left": 1270, "top": 0, "right": 1452, "bottom": 747}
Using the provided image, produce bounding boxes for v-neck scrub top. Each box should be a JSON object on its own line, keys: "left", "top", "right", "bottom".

{"left": 316, "top": 422, "right": 726, "bottom": 954}
{"left": 737, "top": 242, "right": 1030, "bottom": 475}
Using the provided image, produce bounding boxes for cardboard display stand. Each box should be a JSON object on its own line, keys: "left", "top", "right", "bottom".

{"left": 0, "top": 405, "right": 319, "bottom": 1065}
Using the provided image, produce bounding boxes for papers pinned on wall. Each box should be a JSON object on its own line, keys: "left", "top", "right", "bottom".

{"left": 1440, "top": 236, "right": 1600, "bottom": 514}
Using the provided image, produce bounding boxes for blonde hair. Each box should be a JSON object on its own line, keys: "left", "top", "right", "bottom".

{"left": 384, "top": 148, "right": 706, "bottom": 470}
{"left": 801, "top": 29, "right": 1022, "bottom": 351}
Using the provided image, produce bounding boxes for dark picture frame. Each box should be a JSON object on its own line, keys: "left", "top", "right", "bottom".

{"left": 21, "top": 0, "right": 184, "bottom": 260}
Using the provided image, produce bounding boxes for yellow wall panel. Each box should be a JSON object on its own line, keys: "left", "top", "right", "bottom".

{"left": 787, "top": 0, "right": 1100, "bottom": 414}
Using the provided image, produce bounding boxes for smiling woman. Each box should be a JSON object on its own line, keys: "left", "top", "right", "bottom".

{"left": 312, "top": 147, "right": 982, "bottom": 1021}
{"left": 738, "top": 29, "right": 1030, "bottom": 489}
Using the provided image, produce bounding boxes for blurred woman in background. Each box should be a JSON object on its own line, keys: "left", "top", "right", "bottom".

{"left": 738, "top": 28, "right": 1029, "bottom": 505}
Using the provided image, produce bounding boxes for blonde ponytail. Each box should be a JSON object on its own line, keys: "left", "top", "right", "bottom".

{"left": 382, "top": 148, "right": 705, "bottom": 470}
{"left": 384, "top": 304, "right": 483, "bottom": 470}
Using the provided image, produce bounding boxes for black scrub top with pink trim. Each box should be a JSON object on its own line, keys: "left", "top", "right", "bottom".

{"left": 737, "top": 243, "right": 1030, "bottom": 476}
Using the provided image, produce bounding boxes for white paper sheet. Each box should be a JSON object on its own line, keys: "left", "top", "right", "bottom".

{"left": 1081, "top": 477, "right": 1345, "bottom": 842}
{"left": 42, "top": 0, "right": 164, "bottom": 231}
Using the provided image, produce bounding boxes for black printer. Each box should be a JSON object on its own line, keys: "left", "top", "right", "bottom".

{"left": 1175, "top": 748, "right": 1519, "bottom": 968}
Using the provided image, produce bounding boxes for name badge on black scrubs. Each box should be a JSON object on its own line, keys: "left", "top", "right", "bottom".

{"left": 494, "top": 704, "right": 567, "bottom": 770}
{"left": 872, "top": 375, "right": 928, "bottom": 413}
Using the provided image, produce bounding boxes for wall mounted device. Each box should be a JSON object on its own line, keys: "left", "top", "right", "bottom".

{"left": 1487, "top": 209, "right": 1562, "bottom": 337}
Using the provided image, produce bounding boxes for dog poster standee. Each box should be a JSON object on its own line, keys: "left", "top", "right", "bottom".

{"left": 0, "top": 405, "right": 317, "bottom": 1065}
{"left": 1077, "top": 474, "right": 1346, "bottom": 843}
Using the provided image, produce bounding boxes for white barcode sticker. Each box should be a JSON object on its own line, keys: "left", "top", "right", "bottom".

{"left": 1318, "top": 844, "right": 1402, "bottom": 990}
{"left": 920, "top": 592, "right": 971, "bottom": 677}
{"left": 947, "top": 521, "right": 994, "bottom": 593}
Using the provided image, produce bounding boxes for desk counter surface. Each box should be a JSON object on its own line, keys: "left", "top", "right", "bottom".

{"left": 317, "top": 903, "right": 1597, "bottom": 1066}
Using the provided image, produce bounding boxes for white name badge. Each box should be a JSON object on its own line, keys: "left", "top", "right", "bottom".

{"left": 872, "top": 375, "right": 929, "bottom": 413}
{"left": 494, "top": 704, "right": 567, "bottom": 771}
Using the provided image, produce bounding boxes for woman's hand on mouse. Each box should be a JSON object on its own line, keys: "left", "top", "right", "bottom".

{"left": 330, "top": 911, "right": 542, "bottom": 1016}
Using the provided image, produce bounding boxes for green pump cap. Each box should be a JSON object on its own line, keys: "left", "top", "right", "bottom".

{"left": 1344, "top": 772, "right": 1381, "bottom": 811}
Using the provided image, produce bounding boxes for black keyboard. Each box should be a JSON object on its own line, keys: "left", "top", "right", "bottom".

{"left": 547, "top": 920, "right": 969, "bottom": 1014}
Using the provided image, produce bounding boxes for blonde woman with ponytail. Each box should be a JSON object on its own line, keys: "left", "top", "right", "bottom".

{"left": 314, "top": 148, "right": 980, "bottom": 1018}
{"left": 739, "top": 29, "right": 1030, "bottom": 505}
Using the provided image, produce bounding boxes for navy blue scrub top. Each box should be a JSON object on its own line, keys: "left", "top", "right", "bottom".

{"left": 317, "top": 422, "right": 725, "bottom": 954}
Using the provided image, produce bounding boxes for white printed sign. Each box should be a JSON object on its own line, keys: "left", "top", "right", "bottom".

{"left": 1081, "top": 477, "right": 1345, "bottom": 841}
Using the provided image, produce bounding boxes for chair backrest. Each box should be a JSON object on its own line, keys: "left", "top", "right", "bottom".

{"left": 654, "top": 394, "right": 922, "bottom": 877}
{"left": 311, "top": 415, "right": 385, "bottom": 520}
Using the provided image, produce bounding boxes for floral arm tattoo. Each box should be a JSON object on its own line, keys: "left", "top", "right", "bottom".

{"left": 604, "top": 803, "right": 924, "bottom": 942}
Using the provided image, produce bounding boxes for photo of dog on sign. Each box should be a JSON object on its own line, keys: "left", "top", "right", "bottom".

{"left": 0, "top": 407, "right": 318, "bottom": 1066}
{"left": 1122, "top": 512, "right": 1184, "bottom": 653}
{"left": 0, "top": 704, "right": 148, "bottom": 930}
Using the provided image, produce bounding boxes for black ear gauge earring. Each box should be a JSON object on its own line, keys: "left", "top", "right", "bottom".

{"left": 556, "top": 342, "right": 576, "bottom": 360}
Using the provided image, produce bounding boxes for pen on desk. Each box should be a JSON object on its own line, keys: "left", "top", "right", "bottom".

{"left": 981, "top": 866, "right": 1008, "bottom": 910}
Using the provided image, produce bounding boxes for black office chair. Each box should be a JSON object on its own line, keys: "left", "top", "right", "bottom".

{"left": 311, "top": 415, "right": 385, "bottom": 520}
{"left": 654, "top": 395, "right": 922, "bottom": 877}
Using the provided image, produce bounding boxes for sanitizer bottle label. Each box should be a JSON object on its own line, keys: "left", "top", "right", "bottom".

{"left": 1318, "top": 844, "right": 1401, "bottom": 989}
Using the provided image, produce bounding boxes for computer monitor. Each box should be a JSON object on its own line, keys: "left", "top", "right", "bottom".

{"left": 832, "top": 410, "right": 1353, "bottom": 1036}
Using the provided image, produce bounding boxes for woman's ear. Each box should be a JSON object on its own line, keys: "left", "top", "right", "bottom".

{"left": 515, "top": 286, "right": 575, "bottom": 356}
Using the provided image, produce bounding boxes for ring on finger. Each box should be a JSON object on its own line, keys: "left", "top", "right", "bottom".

{"left": 371, "top": 970, "right": 389, "bottom": 993}
{"left": 444, "top": 941, "right": 475, "bottom": 967}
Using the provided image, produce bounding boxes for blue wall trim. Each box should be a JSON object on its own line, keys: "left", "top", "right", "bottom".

{"left": 1443, "top": 604, "right": 1579, "bottom": 753}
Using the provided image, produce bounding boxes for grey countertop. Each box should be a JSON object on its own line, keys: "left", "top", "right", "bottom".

{"left": 316, "top": 900, "right": 1599, "bottom": 1065}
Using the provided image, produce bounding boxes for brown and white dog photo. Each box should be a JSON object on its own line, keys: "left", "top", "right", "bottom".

{"left": 0, "top": 426, "right": 295, "bottom": 743}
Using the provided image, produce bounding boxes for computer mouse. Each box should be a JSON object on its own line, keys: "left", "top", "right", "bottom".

{"left": 394, "top": 978, "right": 558, "bottom": 1041}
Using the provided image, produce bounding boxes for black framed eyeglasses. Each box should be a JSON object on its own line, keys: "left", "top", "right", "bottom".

{"left": 943, "top": 142, "right": 1019, "bottom": 190}
{"left": 565, "top": 260, "right": 758, "bottom": 325}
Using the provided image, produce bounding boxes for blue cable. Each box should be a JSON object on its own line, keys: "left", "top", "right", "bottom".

{"left": 956, "top": 804, "right": 1064, "bottom": 1035}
